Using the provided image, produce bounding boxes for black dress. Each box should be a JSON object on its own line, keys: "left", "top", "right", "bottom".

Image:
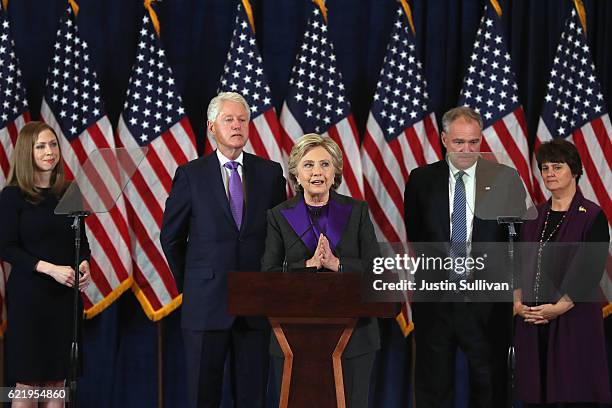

{"left": 0, "top": 185, "right": 89, "bottom": 382}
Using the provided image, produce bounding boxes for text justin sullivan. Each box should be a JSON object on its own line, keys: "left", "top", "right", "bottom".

{"left": 373, "top": 279, "right": 510, "bottom": 291}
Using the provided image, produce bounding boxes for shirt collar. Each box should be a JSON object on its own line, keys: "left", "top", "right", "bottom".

{"left": 216, "top": 150, "right": 244, "bottom": 167}
{"left": 448, "top": 157, "right": 477, "bottom": 179}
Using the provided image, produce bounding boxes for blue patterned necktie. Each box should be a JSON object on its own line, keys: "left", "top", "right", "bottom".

{"left": 450, "top": 171, "right": 467, "bottom": 281}
{"left": 224, "top": 161, "right": 244, "bottom": 229}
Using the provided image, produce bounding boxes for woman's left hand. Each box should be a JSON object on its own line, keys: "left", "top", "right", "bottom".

{"left": 318, "top": 235, "right": 340, "bottom": 272}
{"left": 78, "top": 260, "right": 91, "bottom": 291}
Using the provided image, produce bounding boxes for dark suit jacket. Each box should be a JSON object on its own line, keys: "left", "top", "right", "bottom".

{"left": 160, "top": 151, "right": 286, "bottom": 330}
{"left": 261, "top": 191, "right": 381, "bottom": 358}
{"left": 404, "top": 158, "right": 526, "bottom": 315}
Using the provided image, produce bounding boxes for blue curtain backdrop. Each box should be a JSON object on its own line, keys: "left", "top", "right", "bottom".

{"left": 3, "top": 0, "right": 611, "bottom": 407}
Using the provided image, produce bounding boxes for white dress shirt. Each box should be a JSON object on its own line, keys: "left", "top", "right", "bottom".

{"left": 448, "top": 159, "right": 477, "bottom": 243}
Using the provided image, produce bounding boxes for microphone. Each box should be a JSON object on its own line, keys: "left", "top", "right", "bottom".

{"left": 308, "top": 206, "right": 342, "bottom": 273}
{"left": 282, "top": 222, "right": 316, "bottom": 273}
{"left": 309, "top": 206, "right": 321, "bottom": 219}
{"left": 282, "top": 206, "right": 322, "bottom": 272}
{"left": 308, "top": 205, "right": 324, "bottom": 235}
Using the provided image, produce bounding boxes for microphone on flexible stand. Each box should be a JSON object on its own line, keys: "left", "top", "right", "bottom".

{"left": 309, "top": 206, "right": 322, "bottom": 233}
{"left": 309, "top": 206, "right": 343, "bottom": 273}
{"left": 283, "top": 223, "right": 315, "bottom": 273}
{"left": 282, "top": 207, "right": 322, "bottom": 272}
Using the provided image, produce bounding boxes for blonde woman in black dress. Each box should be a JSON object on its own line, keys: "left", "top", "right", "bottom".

{"left": 0, "top": 122, "right": 90, "bottom": 407}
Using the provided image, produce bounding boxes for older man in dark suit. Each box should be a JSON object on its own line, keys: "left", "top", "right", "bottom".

{"left": 404, "top": 106, "right": 526, "bottom": 408}
{"left": 161, "top": 92, "right": 286, "bottom": 408}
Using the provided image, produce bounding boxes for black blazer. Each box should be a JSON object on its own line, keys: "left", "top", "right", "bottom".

{"left": 160, "top": 151, "right": 286, "bottom": 330}
{"left": 403, "top": 159, "right": 526, "bottom": 312}
{"left": 261, "top": 191, "right": 381, "bottom": 358}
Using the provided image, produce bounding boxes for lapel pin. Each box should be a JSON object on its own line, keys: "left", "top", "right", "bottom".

{"left": 579, "top": 206, "right": 587, "bottom": 213}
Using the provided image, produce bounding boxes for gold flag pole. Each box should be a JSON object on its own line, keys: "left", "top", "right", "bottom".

{"left": 573, "top": 0, "right": 587, "bottom": 34}
{"left": 312, "top": 0, "right": 328, "bottom": 24}
{"left": 68, "top": 0, "right": 79, "bottom": 17}
{"left": 398, "top": 0, "right": 416, "bottom": 36}
{"left": 144, "top": 0, "right": 161, "bottom": 36}
{"left": 241, "top": 0, "right": 256, "bottom": 33}
{"left": 489, "top": 0, "right": 502, "bottom": 17}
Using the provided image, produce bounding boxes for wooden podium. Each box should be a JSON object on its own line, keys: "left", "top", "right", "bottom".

{"left": 227, "top": 272, "right": 396, "bottom": 408}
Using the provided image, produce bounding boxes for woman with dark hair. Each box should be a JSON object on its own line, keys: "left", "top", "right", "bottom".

{"left": 0, "top": 122, "right": 90, "bottom": 407}
{"left": 514, "top": 139, "right": 610, "bottom": 407}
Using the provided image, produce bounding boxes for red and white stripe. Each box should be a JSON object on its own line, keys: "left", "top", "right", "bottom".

{"left": 480, "top": 108, "right": 533, "bottom": 199}
{"left": 361, "top": 111, "right": 440, "bottom": 338}
{"left": 117, "top": 116, "right": 197, "bottom": 319}
{"left": 280, "top": 103, "right": 364, "bottom": 199}
{"left": 0, "top": 113, "right": 28, "bottom": 186}
{"left": 361, "top": 112, "right": 441, "bottom": 243}
{"left": 42, "top": 101, "right": 134, "bottom": 316}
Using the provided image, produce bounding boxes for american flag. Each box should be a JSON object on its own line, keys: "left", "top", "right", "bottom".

{"left": 532, "top": 8, "right": 612, "bottom": 307}
{"left": 0, "top": 3, "right": 29, "bottom": 336}
{"left": 40, "top": 6, "right": 133, "bottom": 317}
{"left": 116, "top": 11, "right": 197, "bottom": 320}
{"left": 279, "top": 1, "right": 362, "bottom": 199}
{"left": 458, "top": 3, "right": 532, "bottom": 196}
{"left": 361, "top": 4, "right": 441, "bottom": 337}
{"left": 361, "top": 5, "right": 441, "bottom": 245}
{"left": 211, "top": 1, "right": 286, "bottom": 178}
{"left": 361, "top": 3, "right": 442, "bottom": 337}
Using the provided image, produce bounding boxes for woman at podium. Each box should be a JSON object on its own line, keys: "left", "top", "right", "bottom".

{"left": 0, "top": 122, "right": 90, "bottom": 401}
{"left": 514, "top": 139, "right": 610, "bottom": 407}
{"left": 261, "top": 133, "right": 380, "bottom": 408}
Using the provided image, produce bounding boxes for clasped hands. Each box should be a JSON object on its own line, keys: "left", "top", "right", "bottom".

{"left": 37, "top": 260, "right": 91, "bottom": 291}
{"left": 306, "top": 233, "right": 340, "bottom": 272}
{"left": 514, "top": 298, "right": 574, "bottom": 325}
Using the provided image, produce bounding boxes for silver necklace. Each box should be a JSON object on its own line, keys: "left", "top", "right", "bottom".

{"left": 534, "top": 209, "right": 567, "bottom": 304}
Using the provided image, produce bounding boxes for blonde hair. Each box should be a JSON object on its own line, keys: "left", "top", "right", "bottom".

{"left": 288, "top": 133, "right": 343, "bottom": 192}
{"left": 206, "top": 92, "right": 251, "bottom": 122}
{"left": 7, "top": 121, "right": 67, "bottom": 203}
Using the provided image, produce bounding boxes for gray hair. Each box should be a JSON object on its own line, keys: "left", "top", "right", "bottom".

{"left": 442, "top": 106, "right": 483, "bottom": 133}
{"left": 206, "top": 92, "right": 251, "bottom": 122}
